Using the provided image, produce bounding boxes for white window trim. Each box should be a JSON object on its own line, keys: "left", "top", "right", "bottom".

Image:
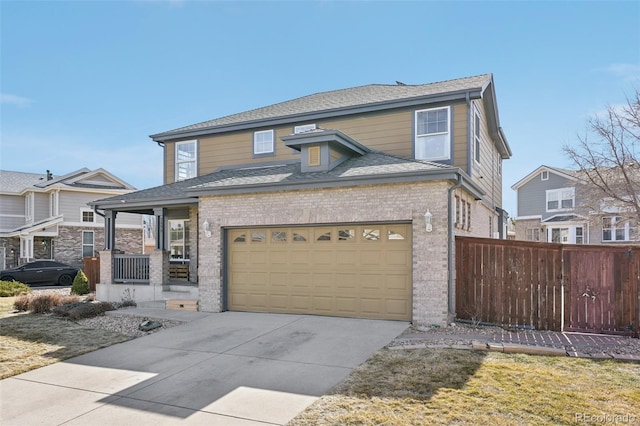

{"left": 253, "top": 130, "right": 275, "bottom": 155}
{"left": 294, "top": 124, "right": 316, "bottom": 134}
{"left": 473, "top": 107, "right": 481, "bottom": 165}
{"left": 81, "top": 208, "right": 96, "bottom": 223}
{"left": 602, "top": 216, "right": 632, "bottom": 242}
{"left": 541, "top": 171, "right": 549, "bottom": 181}
{"left": 546, "top": 225, "right": 584, "bottom": 244}
{"left": 20, "top": 236, "right": 34, "bottom": 259}
{"left": 25, "top": 192, "right": 34, "bottom": 223}
{"left": 82, "top": 230, "right": 95, "bottom": 258}
{"left": 415, "top": 106, "right": 451, "bottom": 161}
{"left": 546, "top": 187, "right": 575, "bottom": 212}
{"left": 50, "top": 191, "right": 59, "bottom": 217}
{"left": 175, "top": 140, "right": 198, "bottom": 182}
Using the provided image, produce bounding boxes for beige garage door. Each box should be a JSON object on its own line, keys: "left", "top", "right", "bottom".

{"left": 227, "top": 223, "right": 412, "bottom": 320}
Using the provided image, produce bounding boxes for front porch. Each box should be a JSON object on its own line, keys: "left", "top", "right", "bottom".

{"left": 96, "top": 250, "right": 199, "bottom": 309}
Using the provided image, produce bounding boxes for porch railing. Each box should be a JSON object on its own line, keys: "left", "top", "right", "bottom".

{"left": 113, "top": 254, "right": 149, "bottom": 284}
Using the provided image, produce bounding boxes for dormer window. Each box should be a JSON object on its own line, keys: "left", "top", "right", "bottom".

{"left": 415, "top": 107, "right": 450, "bottom": 161}
{"left": 253, "top": 130, "right": 275, "bottom": 157}
{"left": 294, "top": 124, "right": 316, "bottom": 134}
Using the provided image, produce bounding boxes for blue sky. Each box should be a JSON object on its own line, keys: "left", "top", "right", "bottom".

{"left": 1, "top": 0, "right": 639, "bottom": 216}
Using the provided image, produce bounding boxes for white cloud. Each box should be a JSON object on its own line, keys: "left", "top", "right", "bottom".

{"left": 1, "top": 93, "right": 33, "bottom": 107}
{"left": 602, "top": 63, "right": 640, "bottom": 82}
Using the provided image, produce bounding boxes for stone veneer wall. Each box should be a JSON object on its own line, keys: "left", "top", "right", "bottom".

{"left": 55, "top": 226, "right": 143, "bottom": 268}
{"left": 198, "top": 181, "right": 451, "bottom": 327}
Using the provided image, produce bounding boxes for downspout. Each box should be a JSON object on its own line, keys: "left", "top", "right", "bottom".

{"left": 445, "top": 92, "right": 473, "bottom": 323}
{"left": 447, "top": 174, "right": 463, "bottom": 324}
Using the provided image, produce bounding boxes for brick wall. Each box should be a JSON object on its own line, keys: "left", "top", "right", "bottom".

{"left": 55, "top": 226, "right": 142, "bottom": 268}
{"left": 198, "top": 181, "right": 452, "bottom": 327}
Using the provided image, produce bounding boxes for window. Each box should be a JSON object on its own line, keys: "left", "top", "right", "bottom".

{"left": 20, "top": 236, "right": 33, "bottom": 259}
{"left": 541, "top": 171, "right": 549, "bottom": 181}
{"left": 474, "top": 109, "right": 481, "bottom": 164}
{"left": 50, "top": 191, "right": 58, "bottom": 217}
{"left": 551, "top": 228, "right": 569, "bottom": 243}
{"left": 575, "top": 227, "right": 584, "bottom": 244}
{"left": 81, "top": 209, "right": 95, "bottom": 223}
{"left": 253, "top": 130, "right": 274, "bottom": 156}
{"left": 169, "top": 220, "right": 190, "bottom": 260}
{"left": 363, "top": 229, "right": 381, "bottom": 241}
{"left": 338, "top": 229, "right": 355, "bottom": 241}
{"left": 271, "top": 231, "right": 287, "bottom": 242}
{"left": 546, "top": 187, "right": 574, "bottom": 211}
{"left": 526, "top": 228, "right": 541, "bottom": 242}
{"left": 294, "top": 124, "right": 316, "bottom": 133}
{"left": 25, "top": 193, "right": 33, "bottom": 223}
{"left": 415, "top": 107, "right": 450, "bottom": 161}
{"left": 602, "top": 216, "right": 632, "bottom": 242}
{"left": 82, "top": 231, "right": 94, "bottom": 257}
{"left": 175, "top": 140, "right": 197, "bottom": 181}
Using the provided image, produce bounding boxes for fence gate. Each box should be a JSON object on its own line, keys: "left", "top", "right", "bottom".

{"left": 563, "top": 246, "right": 640, "bottom": 335}
{"left": 456, "top": 237, "right": 640, "bottom": 337}
{"left": 83, "top": 257, "right": 100, "bottom": 292}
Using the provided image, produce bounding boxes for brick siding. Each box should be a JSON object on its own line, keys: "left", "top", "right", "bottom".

{"left": 198, "top": 181, "right": 453, "bottom": 327}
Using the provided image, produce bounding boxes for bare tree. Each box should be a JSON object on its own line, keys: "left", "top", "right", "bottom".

{"left": 563, "top": 89, "right": 640, "bottom": 225}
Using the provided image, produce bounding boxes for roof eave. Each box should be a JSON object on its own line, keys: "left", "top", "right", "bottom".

{"left": 185, "top": 168, "right": 483, "bottom": 198}
{"left": 89, "top": 196, "right": 198, "bottom": 211}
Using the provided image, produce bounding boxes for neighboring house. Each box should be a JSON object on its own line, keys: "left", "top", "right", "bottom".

{"left": 0, "top": 168, "right": 143, "bottom": 270}
{"left": 91, "top": 73, "right": 512, "bottom": 327}
{"left": 511, "top": 165, "right": 638, "bottom": 244}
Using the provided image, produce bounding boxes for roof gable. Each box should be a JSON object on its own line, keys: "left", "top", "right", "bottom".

{"left": 511, "top": 165, "right": 580, "bottom": 190}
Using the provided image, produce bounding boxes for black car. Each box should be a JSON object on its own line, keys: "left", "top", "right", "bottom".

{"left": 0, "top": 260, "right": 79, "bottom": 286}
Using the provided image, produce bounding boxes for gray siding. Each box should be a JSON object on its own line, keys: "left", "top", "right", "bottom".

{"left": 59, "top": 191, "right": 140, "bottom": 226}
{"left": 34, "top": 192, "right": 49, "bottom": 222}
{"left": 0, "top": 195, "right": 25, "bottom": 232}
{"left": 517, "top": 171, "right": 576, "bottom": 219}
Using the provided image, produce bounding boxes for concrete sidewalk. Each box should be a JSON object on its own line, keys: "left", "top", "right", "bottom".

{"left": 1, "top": 311, "right": 408, "bottom": 425}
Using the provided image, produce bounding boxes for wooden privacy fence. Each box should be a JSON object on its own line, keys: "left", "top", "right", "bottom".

{"left": 455, "top": 237, "right": 640, "bottom": 336}
{"left": 83, "top": 257, "right": 100, "bottom": 292}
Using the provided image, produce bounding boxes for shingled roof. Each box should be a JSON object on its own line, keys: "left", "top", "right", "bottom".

{"left": 151, "top": 74, "right": 493, "bottom": 142}
{"left": 91, "top": 152, "right": 483, "bottom": 211}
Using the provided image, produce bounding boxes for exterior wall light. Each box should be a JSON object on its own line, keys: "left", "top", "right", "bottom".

{"left": 424, "top": 209, "right": 433, "bottom": 233}
{"left": 202, "top": 219, "right": 212, "bottom": 238}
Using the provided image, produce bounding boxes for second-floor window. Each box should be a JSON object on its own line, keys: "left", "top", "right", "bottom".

{"left": 415, "top": 107, "right": 450, "bottom": 161}
{"left": 474, "top": 109, "right": 481, "bottom": 164}
{"left": 254, "top": 130, "right": 275, "bottom": 156}
{"left": 25, "top": 193, "right": 34, "bottom": 223}
{"left": 81, "top": 209, "right": 95, "bottom": 223}
{"left": 50, "top": 191, "right": 58, "bottom": 217}
{"left": 546, "top": 187, "right": 574, "bottom": 211}
{"left": 175, "top": 140, "right": 197, "bottom": 181}
{"left": 602, "top": 216, "right": 633, "bottom": 242}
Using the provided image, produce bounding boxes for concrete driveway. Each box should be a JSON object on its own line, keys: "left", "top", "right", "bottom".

{"left": 1, "top": 311, "right": 408, "bottom": 425}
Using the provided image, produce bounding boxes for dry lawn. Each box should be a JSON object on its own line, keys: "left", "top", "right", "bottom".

{"left": 0, "top": 306, "right": 131, "bottom": 379}
{"left": 289, "top": 348, "right": 640, "bottom": 426}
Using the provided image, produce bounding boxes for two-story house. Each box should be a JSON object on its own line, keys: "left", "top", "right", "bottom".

{"left": 92, "top": 73, "right": 512, "bottom": 327}
{"left": 512, "top": 165, "right": 638, "bottom": 244}
{"left": 0, "top": 168, "right": 143, "bottom": 270}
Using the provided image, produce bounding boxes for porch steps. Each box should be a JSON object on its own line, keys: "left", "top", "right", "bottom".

{"left": 166, "top": 299, "right": 198, "bottom": 312}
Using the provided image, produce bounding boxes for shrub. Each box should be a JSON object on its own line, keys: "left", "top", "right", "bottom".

{"left": 0, "top": 280, "right": 32, "bottom": 297}
{"left": 53, "top": 301, "right": 115, "bottom": 320}
{"left": 13, "top": 294, "right": 31, "bottom": 311}
{"left": 70, "top": 270, "right": 90, "bottom": 295}
{"left": 28, "top": 293, "right": 62, "bottom": 314}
